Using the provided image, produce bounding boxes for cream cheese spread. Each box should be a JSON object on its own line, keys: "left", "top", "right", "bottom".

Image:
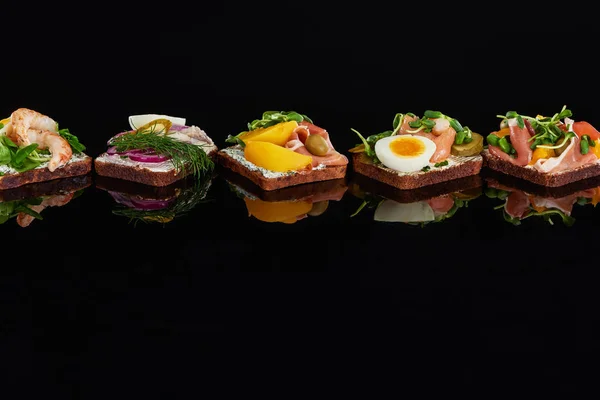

{"left": 0, "top": 153, "right": 90, "bottom": 175}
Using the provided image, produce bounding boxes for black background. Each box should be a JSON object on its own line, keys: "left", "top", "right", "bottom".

{"left": 2, "top": 3, "right": 599, "bottom": 395}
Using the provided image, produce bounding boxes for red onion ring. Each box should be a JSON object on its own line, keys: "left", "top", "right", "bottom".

{"left": 127, "top": 153, "right": 170, "bottom": 163}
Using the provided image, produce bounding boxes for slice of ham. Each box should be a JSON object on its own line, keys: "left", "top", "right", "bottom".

{"left": 426, "top": 196, "right": 455, "bottom": 214}
{"left": 414, "top": 129, "right": 456, "bottom": 163}
{"left": 309, "top": 186, "right": 348, "bottom": 203}
{"left": 532, "top": 136, "right": 597, "bottom": 173}
{"left": 530, "top": 191, "right": 590, "bottom": 216}
{"left": 505, "top": 190, "right": 530, "bottom": 218}
{"left": 488, "top": 118, "right": 532, "bottom": 166}
{"left": 285, "top": 122, "right": 348, "bottom": 167}
{"left": 397, "top": 114, "right": 455, "bottom": 162}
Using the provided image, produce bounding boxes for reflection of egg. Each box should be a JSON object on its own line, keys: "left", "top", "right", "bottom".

{"left": 374, "top": 200, "right": 435, "bottom": 222}
{"left": 375, "top": 135, "right": 436, "bottom": 173}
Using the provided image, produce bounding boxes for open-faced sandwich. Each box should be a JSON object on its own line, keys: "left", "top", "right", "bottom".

{"left": 482, "top": 105, "right": 600, "bottom": 187}
{"left": 0, "top": 174, "right": 90, "bottom": 227}
{"left": 94, "top": 114, "right": 217, "bottom": 187}
{"left": 350, "top": 110, "right": 483, "bottom": 190}
{"left": 220, "top": 166, "right": 347, "bottom": 224}
{"left": 216, "top": 111, "right": 348, "bottom": 191}
{"left": 95, "top": 173, "right": 213, "bottom": 226}
{"left": 484, "top": 169, "right": 600, "bottom": 226}
{"left": 0, "top": 108, "right": 91, "bottom": 190}
{"left": 349, "top": 172, "right": 482, "bottom": 225}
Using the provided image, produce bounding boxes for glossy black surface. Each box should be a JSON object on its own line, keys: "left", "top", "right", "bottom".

{"left": 3, "top": 4, "right": 600, "bottom": 393}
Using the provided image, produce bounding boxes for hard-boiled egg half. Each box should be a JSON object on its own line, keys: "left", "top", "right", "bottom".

{"left": 374, "top": 200, "right": 435, "bottom": 223}
{"left": 128, "top": 114, "right": 186, "bottom": 131}
{"left": 375, "top": 135, "right": 436, "bottom": 173}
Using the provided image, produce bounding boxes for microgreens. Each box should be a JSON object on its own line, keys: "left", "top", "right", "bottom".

{"left": 405, "top": 110, "right": 474, "bottom": 145}
{"left": 225, "top": 110, "right": 313, "bottom": 146}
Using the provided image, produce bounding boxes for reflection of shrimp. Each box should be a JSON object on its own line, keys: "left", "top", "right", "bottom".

{"left": 8, "top": 108, "right": 57, "bottom": 146}
{"left": 16, "top": 193, "right": 74, "bottom": 227}
{"left": 27, "top": 129, "right": 72, "bottom": 172}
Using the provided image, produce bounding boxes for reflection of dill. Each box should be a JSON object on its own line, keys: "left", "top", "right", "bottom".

{"left": 112, "top": 177, "right": 213, "bottom": 226}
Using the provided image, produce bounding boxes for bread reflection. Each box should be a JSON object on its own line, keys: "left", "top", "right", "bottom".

{"left": 221, "top": 167, "right": 347, "bottom": 224}
{"left": 349, "top": 172, "right": 482, "bottom": 225}
{"left": 95, "top": 174, "right": 213, "bottom": 225}
{"left": 0, "top": 174, "right": 91, "bottom": 227}
{"left": 483, "top": 169, "right": 600, "bottom": 226}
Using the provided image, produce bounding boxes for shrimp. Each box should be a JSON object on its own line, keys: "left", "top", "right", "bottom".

{"left": 8, "top": 108, "right": 57, "bottom": 146}
{"left": 16, "top": 193, "right": 74, "bottom": 227}
{"left": 27, "top": 129, "right": 72, "bottom": 172}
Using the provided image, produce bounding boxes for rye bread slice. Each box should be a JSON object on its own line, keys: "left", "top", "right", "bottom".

{"left": 94, "top": 152, "right": 217, "bottom": 187}
{"left": 481, "top": 149, "right": 600, "bottom": 187}
{"left": 351, "top": 152, "right": 483, "bottom": 190}
{"left": 351, "top": 172, "right": 483, "bottom": 204}
{"left": 0, "top": 174, "right": 91, "bottom": 202}
{"left": 216, "top": 148, "right": 347, "bottom": 191}
{"left": 219, "top": 165, "right": 348, "bottom": 202}
{"left": 0, "top": 155, "right": 93, "bottom": 191}
{"left": 482, "top": 167, "right": 600, "bottom": 198}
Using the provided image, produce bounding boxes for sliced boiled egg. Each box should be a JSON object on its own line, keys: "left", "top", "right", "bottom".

{"left": 374, "top": 200, "right": 435, "bottom": 222}
{"left": 128, "top": 114, "right": 186, "bottom": 131}
{"left": 375, "top": 135, "right": 436, "bottom": 173}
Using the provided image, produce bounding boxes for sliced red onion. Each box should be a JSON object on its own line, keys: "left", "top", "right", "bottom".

{"left": 107, "top": 147, "right": 148, "bottom": 156}
{"left": 129, "top": 198, "right": 173, "bottom": 210}
{"left": 127, "top": 152, "right": 170, "bottom": 163}
{"left": 109, "top": 192, "right": 173, "bottom": 210}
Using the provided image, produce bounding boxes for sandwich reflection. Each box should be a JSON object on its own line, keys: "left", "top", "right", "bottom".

{"left": 349, "top": 173, "right": 483, "bottom": 225}
{"left": 95, "top": 174, "right": 213, "bottom": 225}
{"left": 221, "top": 168, "right": 347, "bottom": 224}
{"left": 484, "top": 170, "right": 600, "bottom": 226}
{"left": 0, "top": 174, "right": 91, "bottom": 227}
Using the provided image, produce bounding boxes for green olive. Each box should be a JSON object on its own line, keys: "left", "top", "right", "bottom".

{"left": 305, "top": 134, "right": 329, "bottom": 156}
{"left": 308, "top": 201, "right": 329, "bottom": 216}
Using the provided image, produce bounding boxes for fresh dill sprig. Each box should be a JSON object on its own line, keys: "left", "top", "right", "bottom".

{"left": 109, "top": 131, "right": 214, "bottom": 178}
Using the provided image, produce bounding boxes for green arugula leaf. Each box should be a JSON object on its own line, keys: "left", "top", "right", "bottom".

{"left": 58, "top": 128, "right": 86, "bottom": 153}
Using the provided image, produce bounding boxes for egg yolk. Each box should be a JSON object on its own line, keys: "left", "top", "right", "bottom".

{"left": 389, "top": 137, "right": 425, "bottom": 157}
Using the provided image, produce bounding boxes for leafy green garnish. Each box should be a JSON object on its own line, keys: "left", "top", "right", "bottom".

{"left": 493, "top": 105, "right": 574, "bottom": 152}
{"left": 0, "top": 197, "right": 44, "bottom": 225}
{"left": 58, "top": 128, "right": 86, "bottom": 153}
{"left": 405, "top": 110, "right": 473, "bottom": 145}
{"left": 0, "top": 136, "right": 45, "bottom": 172}
{"left": 434, "top": 160, "right": 448, "bottom": 167}
{"left": 109, "top": 130, "right": 214, "bottom": 179}
{"left": 225, "top": 110, "right": 313, "bottom": 146}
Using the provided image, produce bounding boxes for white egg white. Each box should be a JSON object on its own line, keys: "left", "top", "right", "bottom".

{"left": 128, "top": 114, "right": 186, "bottom": 131}
{"left": 374, "top": 200, "right": 435, "bottom": 222}
{"left": 374, "top": 135, "right": 436, "bottom": 173}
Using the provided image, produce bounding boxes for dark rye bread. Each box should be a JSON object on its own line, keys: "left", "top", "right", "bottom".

{"left": 216, "top": 149, "right": 347, "bottom": 191}
{"left": 482, "top": 149, "right": 600, "bottom": 187}
{"left": 482, "top": 167, "right": 600, "bottom": 198}
{"left": 0, "top": 156, "right": 92, "bottom": 190}
{"left": 351, "top": 152, "right": 483, "bottom": 190}
{"left": 94, "top": 152, "right": 217, "bottom": 187}
{"left": 219, "top": 164, "right": 348, "bottom": 202}
{"left": 0, "top": 174, "right": 91, "bottom": 202}
{"left": 351, "top": 171, "right": 482, "bottom": 204}
{"left": 94, "top": 174, "right": 213, "bottom": 200}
